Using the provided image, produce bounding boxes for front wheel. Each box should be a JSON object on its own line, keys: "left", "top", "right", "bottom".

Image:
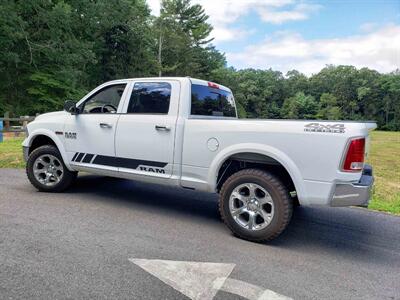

{"left": 26, "top": 145, "right": 77, "bottom": 192}
{"left": 219, "top": 169, "right": 293, "bottom": 242}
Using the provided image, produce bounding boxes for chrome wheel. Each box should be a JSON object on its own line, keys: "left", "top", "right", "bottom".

{"left": 229, "top": 183, "right": 274, "bottom": 231}
{"left": 33, "top": 154, "right": 64, "bottom": 186}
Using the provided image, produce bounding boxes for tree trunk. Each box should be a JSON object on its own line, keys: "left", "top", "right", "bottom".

{"left": 158, "top": 33, "right": 162, "bottom": 77}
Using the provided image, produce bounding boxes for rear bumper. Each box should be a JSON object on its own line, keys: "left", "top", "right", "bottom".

{"left": 331, "top": 164, "right": 374, "bottom": 207}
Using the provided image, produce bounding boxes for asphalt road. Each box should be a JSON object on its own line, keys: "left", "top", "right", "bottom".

{"left": 1, "top": 169, "right": 399, "bottom": 300}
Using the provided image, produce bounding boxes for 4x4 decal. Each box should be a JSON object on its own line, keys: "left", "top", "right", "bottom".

{"left": 304, "top": 123, "right": 345, "bottom": 133}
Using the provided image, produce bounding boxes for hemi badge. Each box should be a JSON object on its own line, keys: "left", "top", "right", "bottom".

{"left": 55, "top": 131, "right": 64, "bottom": 135}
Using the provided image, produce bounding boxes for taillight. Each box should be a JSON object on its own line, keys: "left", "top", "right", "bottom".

{"left": 342, "top": 138, "right": 365, "bottom": 172}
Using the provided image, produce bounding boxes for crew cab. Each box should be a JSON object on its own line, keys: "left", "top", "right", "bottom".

{"left": 23, "top": 77, "right": 376, "bottom": 242}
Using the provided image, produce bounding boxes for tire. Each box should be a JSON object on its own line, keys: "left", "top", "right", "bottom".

{"left": 26, "top": 145, "right": 77, "bottom": 192}
{"left": 219, "top": 168, "right": 293, "bottom": 242}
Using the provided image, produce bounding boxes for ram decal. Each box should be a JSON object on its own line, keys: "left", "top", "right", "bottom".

{"left": 65, "top": 132, "right": 77, "bottom": 139}
{"left": 139, "top": 166, "right": 166, "bottom": 174}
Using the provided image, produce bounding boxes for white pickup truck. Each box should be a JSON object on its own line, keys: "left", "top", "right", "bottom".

{"left": 23, "top": 77, "right": 376, "bottom": 242}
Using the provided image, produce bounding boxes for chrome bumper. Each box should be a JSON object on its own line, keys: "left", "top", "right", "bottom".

{"left": 23, "top": 146, "right": 30, "bottom": 162}
{"left": 331, "top": 164, "right": 374, "bottom": 207}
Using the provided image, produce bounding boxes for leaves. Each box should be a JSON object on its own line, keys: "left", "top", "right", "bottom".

{"left": 0, "top": 0, "right": 398, "bottom": 131}
{"left": 215, "top": 66, "right": 400, "bottom": 129}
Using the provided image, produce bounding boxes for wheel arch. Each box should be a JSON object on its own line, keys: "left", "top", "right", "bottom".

{"left": 24, "top": 129, "right": 73, "bottom": 171}
{"left": 29, "top": 135, "right": 56, "bottom": 153}
{"left": 208, "top": 143, "right": 306, "bottom": 205}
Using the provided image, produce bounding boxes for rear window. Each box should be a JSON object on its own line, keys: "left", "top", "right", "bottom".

{"left": 191, "top": 84, "right": 236, "bottom": 117}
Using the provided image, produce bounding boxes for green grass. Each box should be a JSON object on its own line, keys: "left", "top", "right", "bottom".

{"left": 0, "top": 137, "right": 25, "bottom": 168}
{"left": 367, "top": 131, "right": 400, "bottom": 214}
{"left": 0, "top": 131, "right": 399, "bottom": 214}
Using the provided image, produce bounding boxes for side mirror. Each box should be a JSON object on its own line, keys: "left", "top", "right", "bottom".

{"left": 64, "top": 100, "right": 79, "bottom": 115}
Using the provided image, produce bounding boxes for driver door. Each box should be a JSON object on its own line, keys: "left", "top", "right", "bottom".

{"left": 64, "top": 82, "right": 129, "bottom": 172}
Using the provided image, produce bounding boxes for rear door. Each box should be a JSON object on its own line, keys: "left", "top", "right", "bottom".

{"left": 115, "top": 80, "right": 180, "bottom": 178}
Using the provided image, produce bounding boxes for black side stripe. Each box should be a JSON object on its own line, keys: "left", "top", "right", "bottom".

{"left": 71, "top": 152, "right": 166, "bottom": 169}
{"left": 75, "top": 153, "right": 85, "bottom": 163}
{"left": 71, "top": 152, "right": 79, "bottom": 162}
{"left": 82, "top": 154, "right": 94, "bottom": 163}
{"left": 92, "top": 155, "right": 167, "bottom": 169}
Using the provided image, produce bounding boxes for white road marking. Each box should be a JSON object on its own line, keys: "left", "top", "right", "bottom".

{"left": 129, "top": 258, "right": 235, "bottom": 300}
{"left": 129, "top": 258, "right": 293, "bottom": 300}
{"left": 219, "top": 278, "right": 292, "bottom": 300}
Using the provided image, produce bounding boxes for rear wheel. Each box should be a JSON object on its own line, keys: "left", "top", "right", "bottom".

{"left": 26, "top": 145, "right": 77, "bottom": 192}
{"left": 219, "top": 169, "right": 293, "bottom": 242}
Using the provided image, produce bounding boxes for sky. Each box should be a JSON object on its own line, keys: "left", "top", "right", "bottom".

{"left": 147, "top": 0, "right": 400, "bottom": 75}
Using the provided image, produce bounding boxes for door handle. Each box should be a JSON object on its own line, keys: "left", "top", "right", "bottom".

{"left": 99, "top": 123, "right": 112, "bottom": 129}
{"left": 155, "top": 125, "right": 170, "bottom": 131}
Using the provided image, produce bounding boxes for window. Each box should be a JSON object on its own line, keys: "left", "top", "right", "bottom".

{"left": 191, "top": 84, "right": 236, "bottom": 117}
{"left": 80, "top": 84, "right": 126, "bottom": 114}
{"left": 127, "top": 82, "right": 171, "bottom": 114}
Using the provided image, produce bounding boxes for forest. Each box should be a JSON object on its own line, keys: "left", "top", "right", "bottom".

{"left": 0, "top": 0, "right": 399, "bottom": 130}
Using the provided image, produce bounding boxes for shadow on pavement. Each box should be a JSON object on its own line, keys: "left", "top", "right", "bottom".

{"left": 68, "top": 174, "right": 399, "bottom": 264}
{"left": 69, "top": 174, "right": 220, "bottom": 222}
{"left": 269, "top": 207, "right": 400, "bottom": 265}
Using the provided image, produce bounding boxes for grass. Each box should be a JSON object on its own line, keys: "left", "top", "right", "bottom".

{"left": 0, "top": 137, "right": 25, "bottom": 168}
{"left": 0, "top": 131, "right": 399, "bottom": 214}
{"left": 367, "top": 131, "right": 400, "bottom": 214}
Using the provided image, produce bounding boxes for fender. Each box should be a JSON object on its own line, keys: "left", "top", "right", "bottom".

{"left": 207, "top": 143, "right": 308, "bottom": 205}
{"left": 22, "top": 129, "right": 74, "bottom": 171}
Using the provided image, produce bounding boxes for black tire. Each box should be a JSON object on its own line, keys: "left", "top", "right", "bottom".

{"left": 26, "top": 145, "right": 77, "bottom": 192}
{"left": 219, "top": 169, "right": 293, "bottom": 242}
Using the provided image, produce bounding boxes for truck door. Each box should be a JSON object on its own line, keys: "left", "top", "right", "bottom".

{"left": 64, "top": 83, "right": 129, "bottom": 172}
{"left": 115, "top": 80, "right": 180, "bottom": 179}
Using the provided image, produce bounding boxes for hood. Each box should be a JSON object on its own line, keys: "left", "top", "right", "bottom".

{"left": 34, "top": 111, "right": 68, "bottom": 121}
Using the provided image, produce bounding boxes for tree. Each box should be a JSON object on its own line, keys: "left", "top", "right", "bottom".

{"left": 285, "top": 70, "right": 309, "bottom": 98}
{"left": 317, "top": 93, "right": 342, "bottom": 120}
{"left": 379, "top": 71, "right": 400, "bottom": 130}
{"left": 309, "top": 65, "right": 360, "bottom": 119}
{"left": 282, "top": 92, "right": 317, "bottom": 119}
{"left": 0, "top": 0, "right": 155, "bottom": 115}
{"left": 0, "top": 0, "right": 398, "bottom": 131}
{"left": 0, "top": 0, "right": 95, "bottom": 114}
{"left": 155, "top": 0, "right": 224, "bottom": 77}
